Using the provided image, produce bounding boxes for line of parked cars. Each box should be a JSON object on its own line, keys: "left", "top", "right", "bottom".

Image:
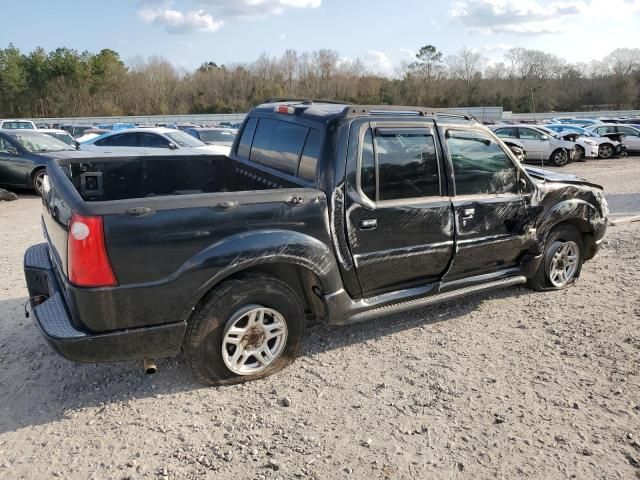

{"left": 491, "top": 116, "right": 640, "bottom": 166}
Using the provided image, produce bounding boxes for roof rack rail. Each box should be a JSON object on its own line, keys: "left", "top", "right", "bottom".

{"left": 266, "top": 97, "right": 350, "bottom": 105}
{"left": 345, "top": 105, "right": 475, "bottom": 121}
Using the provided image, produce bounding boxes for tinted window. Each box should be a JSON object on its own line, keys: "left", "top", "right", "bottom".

{"left": 597, "top": 126, "right": 616, "bottom": 134}
{"left": 1, "top": 121, "right": 34, "bottom": 129}
{"left": 447, "top": 130, "right": 517, "bottom": 196}
{"left": 0, "top": 137, "right": 16, "bottom": 153}
{"left": 494, "top": 127, "right": 518, "bottom": 139}
{"left": 375, "top": 128, "right": 439, "bottom": 201}
{"left": 141, "top": 133, "right": 170, "bottom": 148}
{"left": 250, "top": 118, "right": 307, "bottom": 175}
{"left": 237, "top": 117, "right": 258, "bottom": 159}
{"left": 360, "top": 128, "right": 376, "bottom": 200}
{"left": 96, "top": 133, "right": 139, "bottom": 147}
{"left": 518, "top": 128, "right": 541, "bottom": 140}
{"left": 298, "top": 129, "right": 321, "bottom": 182}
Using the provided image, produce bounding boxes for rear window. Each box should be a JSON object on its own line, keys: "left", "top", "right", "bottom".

{"left": 2, "top": 121, "right": 34, "bottom": 129}
{"left": 250, "top": 119, "right": 308, "bottom": 175}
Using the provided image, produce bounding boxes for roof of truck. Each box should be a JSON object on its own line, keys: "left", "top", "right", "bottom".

{"left": 251, "top": 99, "right": 479, "bottom": 125}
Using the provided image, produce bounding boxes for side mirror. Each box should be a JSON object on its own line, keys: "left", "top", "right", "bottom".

{"left": 540, "top": 135, "right": 549, "bottom": 141}
{"left": 6, "top": 146, "right": 19, "bottom": 155}
{"left": 168, "top": 143, "right": 178, "bottom": 150}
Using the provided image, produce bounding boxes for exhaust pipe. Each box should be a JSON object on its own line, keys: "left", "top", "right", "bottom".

{"left": 143, "top": 359, "right": 157, "bottom": 375}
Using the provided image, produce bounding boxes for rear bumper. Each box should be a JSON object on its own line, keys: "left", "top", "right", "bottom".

{"left": 23, "top": 243, "right": 186, "bottom": 363}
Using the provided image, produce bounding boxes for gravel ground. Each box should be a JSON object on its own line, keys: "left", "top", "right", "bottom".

{"left": 0, "top": 157, "right": 639, "bottom": 480}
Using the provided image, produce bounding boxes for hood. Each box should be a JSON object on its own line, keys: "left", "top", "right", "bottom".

{"left": 524, "top": 166, "right": 603, "bottom": 190}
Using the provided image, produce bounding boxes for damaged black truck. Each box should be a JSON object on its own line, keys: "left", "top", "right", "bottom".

{"left": 24, "top": 101, "right": 608, "bottom": 385}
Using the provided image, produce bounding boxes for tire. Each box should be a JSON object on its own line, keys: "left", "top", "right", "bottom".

{"left": 32, "top": 169, "right": 46, "bottom": 196}
{"left": 527, "top": 225, "right": 584, "bottom": 292}
{"left": 184, "top": 273, "right": 305, "bottom": 386}
{"left": 550, "top": 149, "right": 569, "bottom": 167}
{"left": 575, "top": 146, "right": 586, "bottom": 162}
{"left": 598, "top": 143, "right": 614, "bottom": 159}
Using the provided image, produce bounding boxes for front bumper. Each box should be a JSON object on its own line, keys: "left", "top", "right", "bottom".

{"left": 23, "top": 243, "right": 186, "bottom": 363}
{"left": 585, "top": 145, "right": 599, "bottom": 158}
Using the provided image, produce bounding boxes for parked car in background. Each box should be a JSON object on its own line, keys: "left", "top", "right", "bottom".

{"left": 0, "top": 130, "right": 82, "bottom": 195}
{"left": 185, "top": 127, "right": 237, "bottom": 147}
{"left": 551, "top": 118, "right": 603, "bottom": 127}
{"left": 544, "top": 124, "right": 624, "bottom": 159}
{"left": 175, "top": 123, "right": 202, "bottom": 131}
{"left": 80, "top": 127, "right": 231, "bottom": 155}
{"left": 0, "top": 119, "right": 37, "bottom": 130}
{"left": 61, "top": 125, "right": 94, "bottom": 138}
{"left": 620, "top": 118, "right": 640, "bottom": 126}
{"left": 491, "top": 125, "right": 576, "bottom": 166}
{"left": 111, "top": 122, "right": 136, "bottom": 132}
{"left": 534, "top": 125, "right": 597, "bottom": 161}
{"left": 76, "top": 128, "right": 110, "bottom": 144}
{"left": 39, "top": 129, "right": 78, "bottom": 149}
{"left": 586, "top": 124, "right": 640, "bottom": 153}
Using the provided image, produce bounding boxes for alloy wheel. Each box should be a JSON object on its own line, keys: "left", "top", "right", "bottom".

{"left": 548, "top": 241, "right": 580, "bottom": 288}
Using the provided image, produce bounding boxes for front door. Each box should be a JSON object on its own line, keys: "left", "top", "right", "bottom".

{"left": 0, "top": 136, "right": 29, "bottom": 187}
{"left": 517, "top": 127, "right": 544, "bottom": 160}
{"left": 442, "top": 128, "right": 535, "bottom": 281}
{"left": 346, "top": 122, "right": 454, "bottom": 297}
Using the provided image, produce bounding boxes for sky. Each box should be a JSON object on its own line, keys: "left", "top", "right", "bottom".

{"left": 2, "top": 0, "right": 640, "bottom": 74}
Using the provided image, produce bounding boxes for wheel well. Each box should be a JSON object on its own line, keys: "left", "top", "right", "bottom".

{"left": 552, "top": 219, "right": 597, "bottom": 260}
{"left": 193, "top": 263, "right": 327, "bottom": 326}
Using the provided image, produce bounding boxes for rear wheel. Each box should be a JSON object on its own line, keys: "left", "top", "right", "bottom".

{"left": 550, "top": 149, "right": 569, "bottom": 167}
{"left": 527, "top": 225, "right": 584, "bottom": 291}
{"left": 32, "top": 169, "right": 46, "bottom": 196}
{"left": 184, "top": 273, "right": 305, "bottom": 386}
{"left": 598, "top": 143, "right": 614, "bottom": 159}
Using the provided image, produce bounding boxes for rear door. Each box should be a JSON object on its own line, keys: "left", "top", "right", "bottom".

{"left": 0, "top": 135, "right": 30, "bottom": 187}
{"left": 345, "top": 120, "right": 454, "bottom": 297}
{"left": 442, "top": 128, "right": 535, "bottom": 281}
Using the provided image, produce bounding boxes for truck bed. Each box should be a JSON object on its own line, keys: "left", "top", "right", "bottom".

{"left": 41, "top": 153, "right": 335, "bottom": 334}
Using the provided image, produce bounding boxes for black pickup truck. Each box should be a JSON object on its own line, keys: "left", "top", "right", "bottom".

{"left": 24, "top": 100, "right": 608, "bottom": 385}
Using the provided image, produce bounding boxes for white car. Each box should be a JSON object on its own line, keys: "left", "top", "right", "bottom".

{"left": 80, "top": 128, "right": 231, "bottom": 156}
{"left": 0, "top": 119, "right": 37, "bottom": 130}
{"left": 535, "top": 125, "right": 598, "bottom": 161}
{"left": 491, "top": 124, "right": 577, "bottom": 166}
{"left": 586, "top": 124, "right": 640, "bottom": 153}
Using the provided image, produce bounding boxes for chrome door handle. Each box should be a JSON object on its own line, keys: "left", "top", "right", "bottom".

{"left": 359, "top": 218, "right": 378, "bottom": 230}
{"left": 461, "top": 208, "right": 475, "bottom": 219}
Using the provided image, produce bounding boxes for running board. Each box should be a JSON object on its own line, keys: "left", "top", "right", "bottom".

{"left": 341, "top": 276, "right": 527, "bottom": 325}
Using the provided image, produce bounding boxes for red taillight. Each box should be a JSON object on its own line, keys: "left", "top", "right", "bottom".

{"left": 68, "top": 214, "right": 117, "bottom": 287}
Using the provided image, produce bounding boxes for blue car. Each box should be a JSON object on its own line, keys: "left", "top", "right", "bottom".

{"left": 545, "top": 124, "right": 600, "bottom": 137}
{"left": 551, "top": 118, "right": 603, "bottom": 127}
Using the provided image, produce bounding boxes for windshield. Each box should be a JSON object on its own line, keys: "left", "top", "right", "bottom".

{"left": 44, "top": 132, "right": 76, "bottom": 146}
{"left": 2, "top": 121, "right": 34, "bottom": 129}
{"left": 165, "top": 130, "right": 206, "bottom": 148}
{"left": 12, "top": 133, "right": 75, "bottom": 152}
{"left": 199, "top": 130, "right": 236, "bottom": 144}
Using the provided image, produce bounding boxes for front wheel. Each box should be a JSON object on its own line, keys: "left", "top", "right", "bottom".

{"left": 598, "top": 143, "right": 614, "bottom": 159}
{"left": 527, "top": 225, "right": 584, "bottom": 291}
{"left": 32, "top": 169, "right": 46, "bottom": 196}
{"left": 184, "top": 273, "right": 304, "bottom": 386}
{"left": 550, "top": 149, "right": 569, "bottom": 167}
{"left": 575, "top": 146, "right": 586, "bottom": 162}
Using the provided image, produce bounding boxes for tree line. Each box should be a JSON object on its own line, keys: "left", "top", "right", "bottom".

{"left": 0, "top": 43, "right": 638, "bottom": 118}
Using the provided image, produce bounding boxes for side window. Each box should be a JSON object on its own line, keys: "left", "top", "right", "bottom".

{"left": 518, "top": 128, "right": 540, "bottom": 140}
{"left": 141, "top": 133, "right": 170, "bottom": 148}
{"left": 236, "top": 117, "right": 258, "bottom": 159}
{"left": 446, "top": 130, "right": 518, "bottom": 196}
{"left": 375, "top": 128, "right": 440, "bottom": 201}
{"left": 298, "top": 129, "right": 321, "bottom": 182}
{"left": 250, "top": 118, "right": 308, "bottom": 175}
{"left": 0, "top": 138, "right": 9, "bottom": 153}
{"left": 96, "top": 133, "right": 139, "bottom": 147}
{"left": 617, "top": 126, "right": 639, "bottom": 136}
{"left": 360, "top": 128, "right": 376, "bottom": 200}
{"left": 601, "top": 126, "right": 617, "bottom": 134}
{"left": 495, "top": 127, "right": 518, "bottom": 139}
